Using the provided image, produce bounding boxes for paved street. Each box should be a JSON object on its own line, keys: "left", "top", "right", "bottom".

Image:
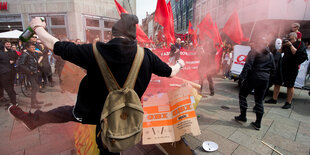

{"left": 186, "top": 78, "right": 310, "bottom": 155}
{"left": 0, "top": 78, "right": 78, "bottom": 155}
{"left": 0, "top": 77, "right": 309, "bottom": 154}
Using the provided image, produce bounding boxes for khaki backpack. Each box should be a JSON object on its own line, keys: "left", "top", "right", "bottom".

{"left": 92, "top": 43, "right": 144, "bottom": 153}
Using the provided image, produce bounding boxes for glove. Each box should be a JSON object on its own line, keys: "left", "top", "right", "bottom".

{"left": 176, "top": 59, "right": 185, "bottom": 68}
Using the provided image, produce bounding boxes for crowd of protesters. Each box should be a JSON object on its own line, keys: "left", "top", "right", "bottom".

{"left": 0, "top": 35, "right": 91, "bottom": 108}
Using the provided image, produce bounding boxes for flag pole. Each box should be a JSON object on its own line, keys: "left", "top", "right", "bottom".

{"left": 249, "top": 19, "right": 257, "bottom": 42}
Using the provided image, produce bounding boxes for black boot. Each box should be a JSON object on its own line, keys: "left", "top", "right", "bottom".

{"left": 251, "top": 113, "right": 263, "bottom": 130}
{"left": 235, "top": 109, "right": 247, "bottom": 123}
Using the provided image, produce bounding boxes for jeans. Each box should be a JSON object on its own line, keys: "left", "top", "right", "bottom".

{"left": 28, "top": 73, "right": 39, "bottom": 104}
{"left": 199, "top": 74, "right": 214, "bottom": 93}
{"left": 239, "top": 78, "right": 269, "bottom": 114}
{"left": 33, "top": 105, "right": 119, "bottom": 154}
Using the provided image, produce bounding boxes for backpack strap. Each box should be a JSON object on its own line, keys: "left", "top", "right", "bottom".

{"left": 92, "top": 42, "right": 120, "bottom": 91}
{"left": 123, "top": 46, "right": 144, "bottom": 89}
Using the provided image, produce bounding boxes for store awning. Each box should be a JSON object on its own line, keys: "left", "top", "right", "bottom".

{"left": 0, "top": 30, "right": 22, "bottom": 39}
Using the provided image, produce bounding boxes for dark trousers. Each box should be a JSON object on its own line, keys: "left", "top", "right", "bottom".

{"left": 33, "top": 105, "right": 119, "bottom": 155}
{"left": 28, "top": 73, "right": 39, "bottom": 104}
{"left": 0, "top": 72, "right": 16, "bottom": 104}
{"left": 239, "top": 78, "right": 269, "bottom": 114}
{"left": 33, "top": 105, "right": 78, "bottom": 125}
{"left": 199, "top": 74, "right": 214, "bottom": 93}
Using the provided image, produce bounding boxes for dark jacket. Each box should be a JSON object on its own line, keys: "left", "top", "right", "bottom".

{"left": 0, "top": 47, "right": 18, "bottom": 75}
{"left": 53, "top": 38, "right": 172, "bottom": 124}
{"left": 18, "top": 51, "right": 39, "bottom": 74}
{"left": 270, "top": 49, "right": 283, "bottom": 84}
{"left": 282, "top": 41, "right": 306, "bottom": 69}
{"left": 0, "top": 51, "right": 13, "bottom": 75}
{"left": 239, "top": 47, "right": 275, "bottom": 81}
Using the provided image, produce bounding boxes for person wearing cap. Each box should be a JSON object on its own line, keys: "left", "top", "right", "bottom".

{"left": 8, "top": 13, "right": 185, "bottom": 154}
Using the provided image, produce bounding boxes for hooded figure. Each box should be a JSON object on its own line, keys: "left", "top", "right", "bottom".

{"left": 8, "top": 14, "right": 185, "bottom": 154}
{"left": 112, "top": 13, "right": 138, "bottom": 41}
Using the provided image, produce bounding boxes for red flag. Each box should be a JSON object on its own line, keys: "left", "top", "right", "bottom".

{"left": 198, "top": 13, "right": 214, "bottom": 40}
{"left": 222, "top": 11, "right": 248, "bottom": 44}
{"left": 114, "top": 0, "right": 128, "bottom": 14}
{"left": 214, "top": 22, "right": 223, "bottom": 72}
{"left": 155, "top": 0, "right": 170, "bottom": 27}
{"left": 155, "top": 0, "right": 174, "bottom": 45}
{"left": 198, "top": 13, "right": 222, "bottom": 46}
{"left": 167, "top": 1, "right": 176, "bottom": 43}
{"left": 188, "top": 21, "right": 197, "bottom": 46}
{"left": 114, "top": 0, "right": 152, "bottom": 43}
{"left": 188, "top": 21, "right": 194, "bottom": 35}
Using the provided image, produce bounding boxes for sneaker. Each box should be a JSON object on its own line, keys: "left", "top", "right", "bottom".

{"left": 250, "top": 122, "right": 260, "bottom": 130}
{"left": 210, "top": 92, "right": 215, "bottom": 96}
{"left": 265, "top": 98, "right": 277, "bottom": 104}
{"left": 8, "top": 105, "right": 36, "bottom": 130}
{"left": 281, "top": 102, "right": 291, "bottom": 109}
{"left": 234, "top": 115, "right": 247, "bottom": 124}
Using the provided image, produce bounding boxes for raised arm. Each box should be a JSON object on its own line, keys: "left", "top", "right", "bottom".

{"left": 29, "top": 17, "right": 59, "bottom": 50}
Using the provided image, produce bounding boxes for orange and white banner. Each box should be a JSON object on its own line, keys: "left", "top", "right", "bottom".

{"left": 142, "top": 85, "right": 201, "bottom": 144}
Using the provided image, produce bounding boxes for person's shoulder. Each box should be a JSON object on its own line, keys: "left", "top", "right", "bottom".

{"left": 143, "top": 47, "right": 154, "bottom": 55}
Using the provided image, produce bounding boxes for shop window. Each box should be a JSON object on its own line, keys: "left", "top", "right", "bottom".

{"left": 83, "top": 15, "right": 117, "bottom": 43}
{"left": 86, "top": 18, "right": 100, "bottom": 27}
{"left": 29, "top": 14, "right": 68, "bottom": 39}
{"left": 104, "top": 21, "right": 114, "bottom": 29}
{"left": 51, "top": 16, "right": 65, "bottom": 25}
{"left": 85, "top": 29, "right": 101, "bottom": 43}
{"left": 51, "top": 28, "right": 67, "bottom": 40}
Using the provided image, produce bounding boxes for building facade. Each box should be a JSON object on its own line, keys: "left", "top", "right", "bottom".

{"left": 193, "top": 0, "right": 310, "bottom": 40}
{"left": 0, "top": 0, "right": 136, "bottom": 42}
{"left": 171, "top": 0, "right": 194, "bottom": 34}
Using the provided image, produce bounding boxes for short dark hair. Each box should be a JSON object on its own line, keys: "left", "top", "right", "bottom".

{"left": 3, "top": 40, "right": 10, "bottom": 44}
{"left": 25, "top": 42, "right": 35, "bottom": 48}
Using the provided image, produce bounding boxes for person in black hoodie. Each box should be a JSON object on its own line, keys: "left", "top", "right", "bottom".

{"left": 235, "top": 37, "right": 275, "bottom": 130}
{"left": 0, "top": 42, "right": 17, "bottom": 105}
{"left": 8, "top": 14, "right": 185, "bottom": 154}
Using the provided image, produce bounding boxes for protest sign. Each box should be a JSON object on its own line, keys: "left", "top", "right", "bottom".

{"left": 230, "top": 45, "right": 251, "bottom": 75}
{"left": 142, "top": 85, "right": 201, "bottom": 144}
{"left": 153, "top": 48, "right": 200, "bottom": 81}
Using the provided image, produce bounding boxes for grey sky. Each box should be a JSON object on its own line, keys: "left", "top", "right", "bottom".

{"left": 136, "top": 0, "right": 157, "bottom": 24}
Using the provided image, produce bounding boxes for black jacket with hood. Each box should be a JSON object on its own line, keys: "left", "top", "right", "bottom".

{"left": 239, "top": 47, "right": 276, "bottom": 81}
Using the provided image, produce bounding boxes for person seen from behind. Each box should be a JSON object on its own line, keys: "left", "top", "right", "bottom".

{"left": 8, "top": 14, "right": 185, "bottom": 154}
